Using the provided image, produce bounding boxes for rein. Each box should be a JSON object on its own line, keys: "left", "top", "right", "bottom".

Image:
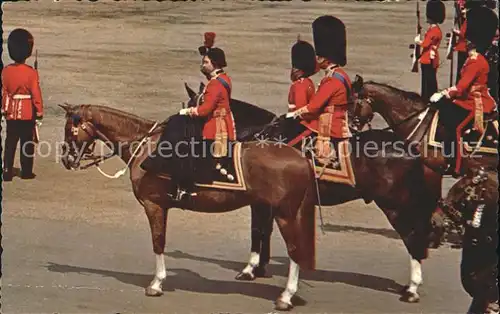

{"left": 96, "top": 121, "right": 160, "bottom": 179}
{"left": 355, "top": 94, "right": 432, "bottom": 132}
{"left": 70, "top": 116, "right": 165, "bottom": 178}
{"left": 379, "top": 105, "right": 431, "bottom": 132}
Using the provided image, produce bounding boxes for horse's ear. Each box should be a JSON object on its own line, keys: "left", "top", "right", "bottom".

{"left": 184, "top": 82, "right": 197, "bottom": 100}
{"left": 58, "top": 102, "right": 73, "bottom": 114}
{"left": 352, "top": 74, "right": 364, "bottom": 92}
{"left": 199, "top": 82, "right": 205, "bottom": 94}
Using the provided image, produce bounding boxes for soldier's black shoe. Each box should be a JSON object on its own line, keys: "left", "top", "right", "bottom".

{"left": 3, "top": 170, "right": 13, "bottom": 182}
{"left": 21, "top": 172, "right": 36, "bottom": 180}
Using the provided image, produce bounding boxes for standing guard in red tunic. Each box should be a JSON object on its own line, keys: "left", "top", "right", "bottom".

{"left": 415, "top": 0, "right": 445, "bottom": 101}
{"left": 287, "top": 37, "right": 317, "bottom": 113}
{"left": 452, "top": 2, "right": 468, "bottom": 83}
{"left": 2, "top": 28, "right": 43, "bottom": 181}
{"left": 429, "top": 6, "right": 498, "bottom": 177}
{"left": 288, "top": 15, "right": 353, "bottom": 164}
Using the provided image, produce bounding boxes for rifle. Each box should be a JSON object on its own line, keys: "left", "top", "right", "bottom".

{"left": 445, "top": 1, "right": 462, "bottom": 86}
{"left": 33, "top": 49, "right": 40, "bottom": 143}
{"left": 409, "top": 1, "right": 421, "bottom": 73}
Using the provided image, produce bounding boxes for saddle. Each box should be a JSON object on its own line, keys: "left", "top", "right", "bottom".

{"left": 140, "top": 114, "right": 217, "bottom": 186}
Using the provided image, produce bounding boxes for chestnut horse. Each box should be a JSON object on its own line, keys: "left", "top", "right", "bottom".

{"left": 183, "top": 83, "right": 444, "bottom": 303}
{"left": 58, "top": 103, "right": 316, "bottom": 311}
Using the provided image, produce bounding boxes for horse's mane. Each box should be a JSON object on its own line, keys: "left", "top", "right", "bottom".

{"left": 230, "top": 98, "right": 277, "bottom": 125}
{"left": 74, "top": 104, "right": 158, "bottom": 137}
{"left": 365, "top": 81, "right": 427, "bottom": 108}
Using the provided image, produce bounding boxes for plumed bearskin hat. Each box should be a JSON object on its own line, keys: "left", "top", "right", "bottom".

{"left": 312, "top": 15, "right": 347, "bottom": 66}
{"left": 426, "top": 0, "right": 446, "bottom": 24}
{"left": 291, "top": 39, "right": 317, "bottom": 77}
{"left": 206, "top": 47, "right": 227, "bottom": 68}
{"left": 466, "top": 6, "right": 499, "bottom": 52}
{"left": 8, "top": 28, "right": 34, "bottom": 63}
{"left": 198, "top": 32, "right": 216, "bottom": 56}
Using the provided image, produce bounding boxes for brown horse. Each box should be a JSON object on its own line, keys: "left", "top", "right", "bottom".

{"left": 350, "top": 75, "right": 498, "bottom": 175}
{"left": 350, "top": 76, "right": 499, "bottom": 240}
{"left": 182, "top": 83, "right": 445, "bottom": 304}
{"left": 57, "top": 103, "right": 317, "bottom": 311}
{"left": 438, "top": 167, "right": 499, "bottom": 314}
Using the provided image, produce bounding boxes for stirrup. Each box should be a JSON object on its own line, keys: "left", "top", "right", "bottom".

{"left": 173, "top": 187, "right": 197, "bottom": 201}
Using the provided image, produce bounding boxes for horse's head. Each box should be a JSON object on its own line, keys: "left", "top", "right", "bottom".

{"left": 184, "top": 82, "right": 205, "bottom": 109}
{"left": 350, "top": 74, "right": 375, "bottom": 131}
{"left": 439, "top": 166, "right": 498, "bottom": 231}
{"left": 59, "top": 103, "right": 105, "bottom": 170}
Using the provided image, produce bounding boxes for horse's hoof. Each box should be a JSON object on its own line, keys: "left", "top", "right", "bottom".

{"left": 235, "top": 271, "right": 255, "bottom": 281}
{"left": 399, "top": 290, "right": 420, "bottom": 303}
{"left": 399, "top": 285, "right": 409, "bottom": 294}
{"left": 145, "top": 286, "right": 163, "bottom": 297}
{"left": 254, "top": 265, "right": 271, "bottom": 278}
{"left": 274, "top": 299, "right": 293, "bottom": 311}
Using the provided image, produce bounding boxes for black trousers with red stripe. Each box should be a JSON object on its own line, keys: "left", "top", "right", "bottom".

{"left": 435, "top": 98, "right": 474, "bottom": 171}
{"left": 421, "top": 63, "right": 438, "bottom": 101}
{"left": 3, "top": 119, "right": 36, "bottom": 178}
{"left": 456, "top": 51, "right": 468, "bottom": 84}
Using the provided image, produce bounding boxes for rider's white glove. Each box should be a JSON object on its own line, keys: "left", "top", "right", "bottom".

{"left": 414, "top": 35, "right": 421, "bottom": 43}
{"left": 429, "top": 92, "right": 444, "bottom": 103}
{"left": 286, "top": 107, "right": 308, "bottom": 119}
{"left": 179, "top": 108, "right": 190, "bottom": 116}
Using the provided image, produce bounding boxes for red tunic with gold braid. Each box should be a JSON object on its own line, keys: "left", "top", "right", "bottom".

{"left": 1, "top": 63, "right": 43, "bottom": 120}
{"left": 287, "top": 77, "right": 315, "bottom": 112}
{"left": 300, "top": 66, "right": 352, "bottom": 139}
{"left": 192, "top": 71, "right": 236, "bottom": 141}
{"left": 419, "top": 25, "right": 443, "bottom": 69}
{"left": 443, "top": 53, "right": 496, "bottom": 114}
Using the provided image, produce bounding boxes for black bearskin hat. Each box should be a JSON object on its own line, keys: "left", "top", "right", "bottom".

{"left": 466, "top": 6, "right": 499, "bottom": 52}
{"left": 291, "top": 39, "right": 317, "bottom": 77}
{"left": 465, "top": 0, "right": 497, "bottom": 9}
{"left": 206, "top": 47, "right": 227, "bottom": 68}
{"left": 312, "top": 15, "right": 347, "bottom": 66}
{"left": 426, "top": 0, "right": 446, "bottom": 24}
{"left": 8, "top": 28, "right": 34, "bottom": 63}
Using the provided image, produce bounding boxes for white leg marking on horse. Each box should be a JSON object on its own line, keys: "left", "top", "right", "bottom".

{"left": 242, "top": 252, "right": 260, "bottom": 274}
{"left": 151, "top": 253, "right": 167, "bottom": 291}
{"left": 408, "top": 258, "right": 422, "bottom": 294}
{"left": 279, "top": 259, "right": 300, "bottom": 305}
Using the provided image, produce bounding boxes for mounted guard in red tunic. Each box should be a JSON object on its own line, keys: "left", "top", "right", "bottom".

{"left": 287, "top": 37, "right": 317, "bottom": 113}
{"left": 429, "top": 5, "right": 498, "bottom": 177}
{"left": 141, "top": 32, "right": 236, "bottom": 201}
{"left": 288, "top": 15, "right": 353, "bottom": 163}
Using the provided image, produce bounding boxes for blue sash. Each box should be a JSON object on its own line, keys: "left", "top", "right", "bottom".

{"left": 216, "top": 76, "right": 231, "bottom": 98}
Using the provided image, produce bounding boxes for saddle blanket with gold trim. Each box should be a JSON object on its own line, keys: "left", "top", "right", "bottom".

{"left": 427, "top": 111, "right": 498, "bottom": 155}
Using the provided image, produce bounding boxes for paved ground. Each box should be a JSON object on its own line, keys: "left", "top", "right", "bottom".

{"left": 2, "top": 1, "right": 469, "bottom": 313}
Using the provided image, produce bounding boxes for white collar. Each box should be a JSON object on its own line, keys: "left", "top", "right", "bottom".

{"left": 325, "top": 64, "right": 339, "bottom": 76}
{"left": 209, "top": 69, "right": 224, "bottom": 79}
